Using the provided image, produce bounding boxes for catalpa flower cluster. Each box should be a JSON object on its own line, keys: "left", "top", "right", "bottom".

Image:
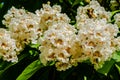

{"left": 1, "top": 0, "right": 120, "bottom": 71}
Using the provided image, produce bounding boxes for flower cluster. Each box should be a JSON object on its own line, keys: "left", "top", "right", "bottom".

{"left": 35, "top": 2, "right": 70, "bottom": 31}
{"left": 76, "top": 0, "right": 120, "bottom": 69}
{"left": 2, "top": 7, "right": 42, "bottom": 50}
{"left": 0, "top": 29, "right": 18, "bottom": 62}
{"left": 1, "top": 0, "right": 120, "bottom": 71}
{"left": 77, "top": 19, "right": 118, "bottom": 69}
{"left": 76, "top": 0, "right": 111, "bottom": 26}
{"left": 39, "top": 22, "right": 77, "bottom": 71}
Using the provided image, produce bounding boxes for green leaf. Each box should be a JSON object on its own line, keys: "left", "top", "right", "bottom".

{"left": 0, "top": 62, "right": 16, "bottom": 76}
{"left": 59, "top": 0, "right": 63, "bottom": 3}
{"left": 111, "top": 10, "right": 120, "bottom": 15}
{"left": 29, "top": 50, "right": 39, "bottom": 56}
{"left": 97, "top": 59, "right": 115, "bottom": 75}
{"left": 72, "top": 0, "right": 83, "bottom": 7}
{"left": 111, "top": 10, "right": 120, "bottom": 19}
{"left": 84, "top": 76, "right": 87, "bottom": 80}
{"left": 0, "top": 2, "right": 4, "bottom": 9}
{"left": 47, "top": 61, "right": 55, "bottom": 66}
{"left": 112, "top": 51, "right": 120, "bottom": 62}
{"left": 68, "top": 0, "right": 74, "bottom": 5}
{"left": 16, "top": 59, "right": 44, "bottom": 80}
{"left": 0, "top": 53, "right": 28, "bottom": 76}
{"left": 115, "top": 64, "right": 120, "bottom": 74}
{"left": 29, "top": 44, "right": 40, "bottom": 49}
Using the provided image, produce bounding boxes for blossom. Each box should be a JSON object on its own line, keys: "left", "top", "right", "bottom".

{"left": 35, "top": 3, "right": 70, "bottom": 31}
{"left": 39, "top": 22, "right": 77, "bottom": 71}
{"left": 39, "top": 0, "right": 120, "bottom": 70}
{"left": 0, "top": 29, "right": 18, "bottom": 62}
{"left": 76, "top": 0, "right": 111, "bottom": 29}
{"left": 2, "top": 0, "right": 120, "bottom": 71}
{"left": 114, "top": 13, "right": 120, "bottom": 27}
{"left": 75, "top": 0, "right": 120, "bottom": 69}
{"left": 77, "top": 18, "right": 119, "bottom": 69}
{"left": 2, "top": 7, "right": 42, "bottom": 49}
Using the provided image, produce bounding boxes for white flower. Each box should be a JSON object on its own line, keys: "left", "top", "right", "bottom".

{"left": 39, "top": 22, "right": 77, "bottom": 70}
{"left": 2, "top": 1, "right": 120, "bottom": 71}
{"left": 35, "top": 3, "right": 70, "bottom": 31}
{"left": 0, "top": 29, "right": 18, "bottom": 62}
{"left": 76, "top": 0, "right": 111, "bottom": 30}
{"left": 114, "top": 13, "right": 120, "bottom": 27}
{"left": 77, "top": 18, "right": 119, "bottom": 69}
{"left": 75, "top": 1, "right": 120, "bottom": 69}
{"left": 2, "top": 7, "right": 42, "bottom": 47}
